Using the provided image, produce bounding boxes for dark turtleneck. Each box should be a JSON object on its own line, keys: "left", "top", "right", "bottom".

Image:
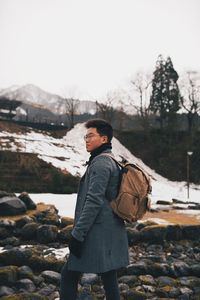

{"left": 86, "top": 142, "right": 112, "bottom": 165}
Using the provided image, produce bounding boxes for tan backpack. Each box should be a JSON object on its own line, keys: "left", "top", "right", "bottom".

{"left": 103, "top": 154, "right": 152, "bottom": 223}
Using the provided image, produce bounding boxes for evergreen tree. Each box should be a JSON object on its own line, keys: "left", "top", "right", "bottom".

{"left": 149, "top": 55, "right": 181, "bottom": 129}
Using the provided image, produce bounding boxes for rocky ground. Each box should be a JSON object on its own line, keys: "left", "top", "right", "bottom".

{"left": 0, "top": 192, "right": 200, "bottom": 300}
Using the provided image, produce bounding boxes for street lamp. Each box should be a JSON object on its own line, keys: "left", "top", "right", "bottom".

{"left": 187, "top": 151, "right": 193, "bottom": 199}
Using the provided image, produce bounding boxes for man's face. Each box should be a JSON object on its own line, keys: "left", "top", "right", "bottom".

{"left": 84, "top": 127, "right": 108, "bottom": 152}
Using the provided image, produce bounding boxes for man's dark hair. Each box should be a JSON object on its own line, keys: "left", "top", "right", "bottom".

{"left": 85, "top": 119, "right": 113, "bottom": 142}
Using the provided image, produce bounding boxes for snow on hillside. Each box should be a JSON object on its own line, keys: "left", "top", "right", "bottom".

{"left": 0, "top": 123, "right": 200, "bottom": 203}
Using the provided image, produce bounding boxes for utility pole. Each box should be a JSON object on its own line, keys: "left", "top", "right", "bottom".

{"left": 187, "top": 151, "right": 193, "bottom": 199}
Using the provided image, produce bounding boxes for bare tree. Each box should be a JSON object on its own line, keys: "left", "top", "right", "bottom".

{"left": 180, "top": 71, "right": 200, "bottom": 133}
{"left": 64, "top": 97, "right": 79, "bottom": 129}
{"left": 130, "top": 72, "right": 152, "bottom": 129}
{"left": 96, "top": 93, "right": 115, "bottom": 123}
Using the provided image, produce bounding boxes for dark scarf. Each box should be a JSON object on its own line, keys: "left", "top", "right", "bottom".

{"left": 86, "top": 143, "right": 112, "bottom": 165}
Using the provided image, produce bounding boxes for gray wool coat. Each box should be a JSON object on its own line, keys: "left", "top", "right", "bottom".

{"left": 67, "top": 149, "right": 129, "bottom": 274}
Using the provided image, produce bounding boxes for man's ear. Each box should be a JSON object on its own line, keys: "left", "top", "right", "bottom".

{"left": 102, "top": 136, "right": 108, "bottom": 143}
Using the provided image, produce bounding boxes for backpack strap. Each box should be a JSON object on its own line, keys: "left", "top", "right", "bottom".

{"left": 100, "top": 153, "right": 124, "bottom": 168}
{"left": 101, "top": 153, "right": 152, "bottom": 194}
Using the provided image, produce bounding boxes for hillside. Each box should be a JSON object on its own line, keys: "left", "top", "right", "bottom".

{"left": 0, "top": 120, "right": 200, "bottom": 201}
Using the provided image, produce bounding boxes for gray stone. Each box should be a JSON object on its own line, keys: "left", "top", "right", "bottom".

{"left": 0, "top": 265, "right": 18, "bottom": 285}
{"left": 36, "top": 225, "right": 58, "bottom": 244}
{"left": 173, "top": 261, "right": 190, "bottom": 276}
{"left": 0, "top": 236, "right": 20, "bottom": 246}
{"left": 18, "top": 265, "right": 34, "bottom": 279}
{"left": 119, "top": 275, "right": 138, "bottom": 287}
{"left": 0, "top": 286, "right": 15, "bottom": 297}
{"left": 41, "top": 270, "right": 61, "bottom": 285}
{"left": 81, "top": 273, "right": 99, "bottom": 285}
{"left": 38, "top": 284, "right": 56, "bottom": 296}
{"left": 17, "top": 278, "right": 36, "bottom": 292}
{"left": 190, "top": 264, "right": 200, "bottom": 276}
{"left": 21, "top": 222, "right": 39, "bottom": 240}
{"left": 157, "top": 276, "right": 176, "bottom": 287}
{"left": 18, "top": 191, "right": 37, "bottom": 210}
{"left": 0, "top": 219, "right": 16, "bottom": 228}
{"left": 0, "top": 196, "right": 27, "bottom": 216}
{"left": 127, "top": 262, "right": 147, "bottom": 275}
{"left": 16, "top": 215, "right": 35, "bottom": 228}
{"left": 156, "top": 200, "right": 172, "bottom": 205}
{"left": 139, "top": 275, "right": 156, "bottom": 285}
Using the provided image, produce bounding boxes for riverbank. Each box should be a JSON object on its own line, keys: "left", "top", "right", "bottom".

{"left": 1, "top": 198, "right": 200, "bottom": 299}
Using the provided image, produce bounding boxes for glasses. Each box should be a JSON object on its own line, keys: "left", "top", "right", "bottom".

{"left": 83, "top": 133, "right": 101, "bottom": 141}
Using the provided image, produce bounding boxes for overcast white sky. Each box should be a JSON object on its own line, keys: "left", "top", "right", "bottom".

{"left": 0, "top": 0, "right": 200, "bottom": 100}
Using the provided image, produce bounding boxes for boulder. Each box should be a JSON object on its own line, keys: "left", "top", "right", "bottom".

{"left": 0, "top": 265, "right": 19, "bottom": 285}
{"left": 18, "top": 192, "right": 36, "bottom": 210}
{"left": 58, "top": 224, "right": 73, "bottom": 242}
{"left": 140, "top": 225, "right": 167, "bottom": 243}
{"left": 60, "top": 216, "right": 74, "bottom": 228}
{"left": 0, "top": 286, "right": 15, "bottom": 297}
{"left": 21, "top": 222, "right": 39, "bottom": 240}
{"left": 0, "top": 196, "right": 27, "bottom": 216}
{"left": 0, "top": 191, "right": 16, "bottom": 198}
{"left": 36, "top": 225, "right": 58, "bottom": 244}
{"left": 41, "top": 270, "right": 61, "bottom": 285}
{"left": 16, "top": 216, "right": 35, "bottom": 228}
{"left": 16, "top": 278, "right": 36, "bottom": 293}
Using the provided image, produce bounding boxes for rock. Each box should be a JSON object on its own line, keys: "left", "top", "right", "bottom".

{"left": 172, "top": 198, "right": 185, "bottom": 204}
{"left": 18, "top": 265, "right": 34, "bottom": 280}
{"left": 0, "top": 237, "right": 20, "bottom": 247}
{"left": 16, "top": 216, "right": 35, "bottom": 228}
{"left": 60, "top": 216, "right": 74, "bottom": 227}
{"left": 173, "top": 261, "right": 190, "bottom": 276}
{"left": 35, "top": 205, "right": 59, "bottom": 224}
{"left": 36, "top": 225, "right": 58, "bottom": 244}
{"left": 126, "top": 228, "right": 140, "bottom": 245}
{"left": 38, "top": 284, "right": 56, "bottom": 296}
{"left": 127, "top": 263, "right": 147, "bottom": 276}
{"left": 180, "top": 286, "right": 193, "bottom": 295}
{"left": 21, "top": 222, "right": 39, "bottom": 240}
{"left": 17, "top": 278, "right": 36, "bottom": 292}
{"left": 18, "top": 192, "right": 37, "bottom": 210}
{"left": 119, "top": 275, "right": 138, "bottom": 287}
{"left": 182, "top": 225, "right": 200, "bottom": 240}
{"left": 156, "top": 200, "right": 172, "bottom": 205}
{"left": 58, "top": 224, "right": 73, "bottom": 242}
{"left": 81, "top": 273, "right": 99, "bottom": 285}
{"left": 0, "top": 196, "right": 27, "bottom": 216}
{"left": 0, "top": 227, "right": 11, "bottom": 239}
{"left": 0, "top": 248, "right": 32, "bottom": 267}
{"left": 188, "top": 204, "right": 200, "bottom": 210}
{"left": 139, "top": 275, "right": 156, "bottom": 286}
{"left": 0, "top": 191, "right": 16, "bottom": 198}
{"left": 0, "top": 286, "right": 15, "bottom": 297}
{"left": 124, "top": 289, "right": 147, "bottom": 300}
{"left": 40, "top": 212, "right": 60, "bottom": 226}
{"left": 1, "top": 293, "right": 48, "bottom": 299}
{"left": 41, "top": 270, "right": 61, "bottom": 285}
{"left": 140, "top": 225, "right": 167, "bottom": 242}
{"left": 0, "top": 219, "right": 16, "bottom": 228}
{"left": 157, "top": 276, "right": 176, "bottom": 287}
{"left": 190, "top": 264, "right": 200, "bottom": 276}
{"left": 166, "top": 225, "right": 183, "bottom": 241}
{"left": 0, "top": 265, "right": 18, "bottom": 285}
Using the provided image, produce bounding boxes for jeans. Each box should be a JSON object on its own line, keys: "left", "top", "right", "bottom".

{"left": 60, "top": 262, "right": 120, "bottom": 300}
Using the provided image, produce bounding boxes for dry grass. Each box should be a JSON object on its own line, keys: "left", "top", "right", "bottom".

{"left": 0, "top": 203, "right": 52, "bottom": 221}
{"left": 1, "top": 202, "right": 200, "bottom": 225}
{"left": 144, "top": 210, "right": 200, "bottom": 225}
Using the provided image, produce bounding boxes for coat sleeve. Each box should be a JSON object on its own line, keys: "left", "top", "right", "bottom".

{"left": 72, "top": 156, "right": 112, "bottom": 242}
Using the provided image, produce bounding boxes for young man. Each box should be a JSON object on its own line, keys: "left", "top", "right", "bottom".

{"left": 60, "top": 119, "right": 129, "bottom": 300}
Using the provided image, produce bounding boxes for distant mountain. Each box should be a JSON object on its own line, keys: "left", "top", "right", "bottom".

{"left": 0, "top": 84, "right": 96, "bottom": 115}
